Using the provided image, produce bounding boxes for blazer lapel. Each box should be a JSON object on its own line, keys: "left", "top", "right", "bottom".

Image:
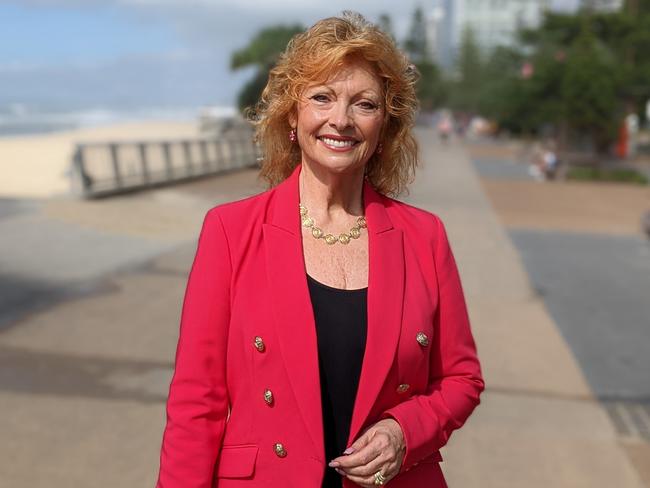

{"left": 348, "top": 180, "right": 404, "bottom": 444}
{"left": 263, "top": 165, "right": 324, "bottom": 460}
{"left": 263, "top": 164, "right": 404, "bottom": 459}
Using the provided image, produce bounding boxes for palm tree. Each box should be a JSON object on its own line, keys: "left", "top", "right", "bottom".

{"left": 231, "top": 25, "right": 304, "bottom": 112}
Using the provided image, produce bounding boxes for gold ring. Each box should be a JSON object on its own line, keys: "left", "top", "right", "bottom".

{"left": 374, "top": 471, "right": 386, "bottom": 485}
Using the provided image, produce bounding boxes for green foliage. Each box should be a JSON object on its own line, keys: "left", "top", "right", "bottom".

{"left": 478, "top": 3, "right": 650, "bottom": 153}
{"left": 236, "top": 70, "right": 272, "bottom": 116}
{"left": 417, "top": 61, "right": 447, "bottom": 111}
{"left": 617, "top": 8, "right": 650, "bottom": 123}
{"left": 449, "top": 26, "right": 484, "bottom": 113}
{"left": 230, "top": 24, "right": 304, "bottom": 112}
{"left": 231, "top": 25, "right": 304, "bottom": 70}
{"left": 475, "top": 47, "right": 527, "bottom": 132}
{"left": 520, "top": 7, "right": 650, "bottom": 125}
{"left": 377, "top": 13, "right": 395, "bottom": 41}
{"left": 624, "top": 0, "right": 650, "bottom": 15}
{"left": 403, "top": 5, "right": 447, "bottom": 111}
{"left": 561, "top": 21, "right": 620, "bottom": 151}
{"left": 566, "top": 166, "right": 649, "bottom": 183}
{"left": 404, "top": 6, "right": 430, "bottom": 63}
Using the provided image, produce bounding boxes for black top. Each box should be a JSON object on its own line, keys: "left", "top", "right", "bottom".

{"left": 306, "top": 274, "right": 368, "bottom": 488}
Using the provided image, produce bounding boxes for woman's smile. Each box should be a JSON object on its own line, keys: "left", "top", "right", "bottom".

{"left": 317, "top": 135, "right": 360, "bottom": 151}
{"left": 290, "top": 58, "right": 384, "bottom": 173}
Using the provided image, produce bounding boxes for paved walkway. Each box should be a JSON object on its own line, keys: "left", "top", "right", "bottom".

{"left": 407, "top": 132, "right": 645, "bottom": 487}
{"left": 0, "top": 129, "right": 645, "bottom": 487}
{"left": 466, "top": 139, "right": 650, "bottom": 486}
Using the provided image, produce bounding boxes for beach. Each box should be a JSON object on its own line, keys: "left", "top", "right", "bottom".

{"left": 0, "top": 121, "right": 202, "bottom": 199}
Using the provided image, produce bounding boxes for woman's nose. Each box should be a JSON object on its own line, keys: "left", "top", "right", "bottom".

{"left": 328, "top": 101, "right": 353, "bottom": 131}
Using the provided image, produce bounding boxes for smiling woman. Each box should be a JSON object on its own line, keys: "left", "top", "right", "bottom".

{"left": 288, "top": 57, "right": 385, "bottom": 178}
{"left": 252, "top": 12, "right": 420, "bottom": 197}
{"left": 156, "top": 11, "right": 483, "bottom": 488}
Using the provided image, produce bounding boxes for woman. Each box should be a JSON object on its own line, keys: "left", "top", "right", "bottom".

{"left": 156, "top": 12, "right": 483, "bottom": 488}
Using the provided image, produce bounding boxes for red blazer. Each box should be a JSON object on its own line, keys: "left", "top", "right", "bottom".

{"left": 156, "top": 164, "right": 484, "bottom": 488}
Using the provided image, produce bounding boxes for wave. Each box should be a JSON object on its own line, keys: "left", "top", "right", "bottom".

{"left": 0, "top": 105, "right": 229, "bottom": 137}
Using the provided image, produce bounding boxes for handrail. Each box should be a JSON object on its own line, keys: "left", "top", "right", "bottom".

{"left": 70, "top": 132, "right": 261, "bottom": 198}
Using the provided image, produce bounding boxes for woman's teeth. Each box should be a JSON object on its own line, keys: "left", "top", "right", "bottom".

{"left": 320, "top": 137, "right": 356, "bottom": 148}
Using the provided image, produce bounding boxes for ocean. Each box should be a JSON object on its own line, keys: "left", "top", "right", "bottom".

{"left": 0, "top": 105, "right": 231, "bottom": 138}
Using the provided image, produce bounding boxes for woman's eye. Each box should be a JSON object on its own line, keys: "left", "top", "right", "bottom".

{"left": 309, "top": 94, "right": 330, "bottom": 103}
{"left": 358, "top": 101, "right": 378, "bottom": 111}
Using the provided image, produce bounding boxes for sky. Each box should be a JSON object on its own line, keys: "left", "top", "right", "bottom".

{"left": 0, "top": 0, "right": 580, "bottom": 114}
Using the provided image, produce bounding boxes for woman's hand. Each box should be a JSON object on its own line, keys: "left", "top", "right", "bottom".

{"left": 328, "top": 418, "right": 405, "bottom": 486}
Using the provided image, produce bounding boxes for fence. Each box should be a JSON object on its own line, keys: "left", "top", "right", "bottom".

{"left": 70, "top": 131, "right": 260, "bottom": 198}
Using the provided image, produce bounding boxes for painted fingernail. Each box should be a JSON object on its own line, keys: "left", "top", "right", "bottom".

{"left": 329, "top": 461, "right": 340, "bottom": 467}
{"left": 343, "top": 447, "right": 355, "bottom": 455}
{"left": 335, "top": 468, "right": 344, "bottom": 475}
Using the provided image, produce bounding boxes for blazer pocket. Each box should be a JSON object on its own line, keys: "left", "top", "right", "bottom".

{"left": 216, "top": 445, "right": 259, "bottom": 479}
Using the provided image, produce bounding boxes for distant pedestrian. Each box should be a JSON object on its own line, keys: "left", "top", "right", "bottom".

{"left": 541, "top": 139, "right": 559, "bottom": 180}
{"left": 542, "top": 147, "right": 558, "bottom": 180}
{"left": 437, "top": 116, "right": 452, "bottom": 144}
{"left": 528, "top": 140, "right": 558, "bottom": 182}
{"left": 528, "top": 142, "right": 546, "bottom": 182}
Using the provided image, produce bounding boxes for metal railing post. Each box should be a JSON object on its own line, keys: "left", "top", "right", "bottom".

{"left": 214, "top": 140, "right": 224, "bottom": 171}
{"left": 72, "top": 130, "right": 256, "bottom": 198}
{"left": 162, "top": 142, "right": 173, "bottom": 179}
{"left": 109, "top": 143, "right": 123, "bottom": 188}
{"left": 139, "top": 143, "right": 150, "bottom": 185}
{"left": 182, "top": 141, "right": 193, "bottom": 176}
{"left": 200, "top": 140, "right": 210, "bottom": 172}
{"left": 72, "top": 144, "right": 93, "bottom": 196}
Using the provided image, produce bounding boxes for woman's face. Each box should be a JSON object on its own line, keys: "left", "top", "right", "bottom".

{"left": 290, "top": 58, "right": 384, "bottom": 176}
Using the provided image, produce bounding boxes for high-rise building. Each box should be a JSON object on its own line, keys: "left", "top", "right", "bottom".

{"left": 426, "top": 3, "right": 446, "bottom": 63}
{"left": 583, "top": 0, "right": 623, "bottom": 11}
{"left": 432, "top": 0, "right": 552, "bottom": 69}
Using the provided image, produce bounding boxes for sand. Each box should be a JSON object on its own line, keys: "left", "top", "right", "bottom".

{"left": 0, "top": 121, "right": 202, "bottom": 199}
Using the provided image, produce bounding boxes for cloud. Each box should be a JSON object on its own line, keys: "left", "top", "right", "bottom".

{"left": 0, "top": 0, "right": 113, "bottom": 7}
{"left": 0, "top": 49, "right": 251, "bottom": 109}
{"left": 0, "top": 0, "right": 581, "bottom": 111}
{"left": 3, "top": 0, "right": 578, "bottom": 62}
{"left": 1, "top": 0, "right": 421, "bottom": 109}
{"left": 2, "top": 0, "right": 421, "bottom": 45}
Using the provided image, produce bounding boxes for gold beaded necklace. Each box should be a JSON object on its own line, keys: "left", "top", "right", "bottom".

{"left": 299, "top": 203, "right": 367, "bottom": 245}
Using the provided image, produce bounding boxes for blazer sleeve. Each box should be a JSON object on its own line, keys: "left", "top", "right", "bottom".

{"left": 156, "top": 208, "right": 233, "bottom": 488}
{"left": 380, "top": 215, "right": 484, "bottom": 473}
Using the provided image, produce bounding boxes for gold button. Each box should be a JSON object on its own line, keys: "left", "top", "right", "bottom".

{"left": 264, "top": 389, "right": 274, "bottom": 405}
{"left": 416, "top": 332, "right": 429, "bottom": 347}
{"left": 274, "top": 443, "right": 287, "bottom": 457}
{"left": 397, "top": 383, "right": 410, "bottom": 394}
{"left": 254, "top": 336, "right": 265, "bottom": 352}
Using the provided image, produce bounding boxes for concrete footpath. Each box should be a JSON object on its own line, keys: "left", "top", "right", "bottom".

{"left": 408, "top": 132, "right": 645, "bottom": 487}
{"left": 0, "top": 128, "right": 645, "bottom": 487}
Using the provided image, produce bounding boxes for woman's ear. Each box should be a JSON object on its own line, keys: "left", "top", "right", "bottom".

{"left": 288, "top": 111, "right": 297, "bottom": 129}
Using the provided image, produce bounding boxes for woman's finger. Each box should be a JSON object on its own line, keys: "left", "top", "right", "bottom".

{"left": 329, "top": 428, "right": 374, "bottom": 469}
{"left": 333, "top": 441, "right": 382, "bottom": 471}
{"left": 341, "top": 431, "right": 397, "bottom": 470}
{"left": 340, "top": 452, "right": 391, "bottom": 477}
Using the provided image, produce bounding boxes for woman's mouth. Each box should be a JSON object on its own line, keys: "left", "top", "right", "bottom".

{"left": 318, "top": 136, "right": 360, "bottom": 150}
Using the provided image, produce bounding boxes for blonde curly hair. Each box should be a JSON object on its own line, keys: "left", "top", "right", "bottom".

{"left": 250, "top": 11, "right": 420, "bottom": 197}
